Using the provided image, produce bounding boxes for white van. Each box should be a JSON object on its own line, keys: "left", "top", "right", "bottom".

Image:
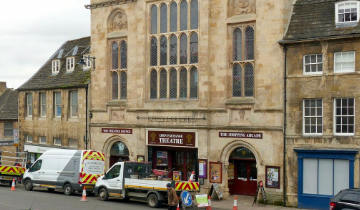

{"left": 23, "top": 149, "right": 105, "bottom": 195}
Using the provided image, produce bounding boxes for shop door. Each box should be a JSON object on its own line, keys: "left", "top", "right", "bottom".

{"left": 231, "top": 160, "right": 257, "bottom": 195}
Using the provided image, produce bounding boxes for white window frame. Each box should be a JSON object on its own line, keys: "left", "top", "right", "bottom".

{"left": 54, "top": 92, "right": 61, "bottom": 118}
{"left": 52, "top": 60, "right": 60, "bottom": 74}
{"left": 303, "top": 54, "right": 323, "bottom": 75}
{"left": 39, "top": 92, "right": 46, "bottom": 117}
{"left": 303, "top": 99, "right": 323, "bottom": 136}
{"left": 53, "top": 137, "right": 61, "bottom": 146}
{"left": 39, "top": 136, "right": 46, "bottom": 144}
{"left": 69, "top": 90, "right": 78, "bottom": 118}
{"left": 26, "top": 93, "right": 33, "bottom": 117}
{"left": 335, "top": 1, "right": 360, "bottom": 24}
{"left": 333, "top": 98, "right": 355, "bottom": 136}
{"left": 26, "top": 135, "right": 33, "bottom": 143}
{"left": 334, "top": 51, "right": 355, "bottom": 73}
{"left": 66, "top": 57, "right": 75, "bottom": 72}
{"left": 83, "top": 55, "right": 92, "bottom": 70}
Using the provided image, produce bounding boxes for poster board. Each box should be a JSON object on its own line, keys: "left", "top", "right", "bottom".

{"left": 265, "top": 166, "right": 280, "bottom": 188}
{"left": 209, "top": 162, "right": 222, "bottom": 183}
{"left": 198, "top": 159, "right": 207, "bottom": 179}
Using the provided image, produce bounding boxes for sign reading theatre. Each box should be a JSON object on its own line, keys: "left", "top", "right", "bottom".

{"left": 219, "top": 131, "right": 263, "bottom": 139}
{"left": 148, "top": 131, "right": 196, "bottom": 147}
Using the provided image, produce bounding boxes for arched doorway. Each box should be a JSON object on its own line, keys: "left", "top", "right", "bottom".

{"left": 109, "top": 141, "right": 129, "bottom": 167}
{"left": 228, "top": 147, "right": 257, "bottom": 195}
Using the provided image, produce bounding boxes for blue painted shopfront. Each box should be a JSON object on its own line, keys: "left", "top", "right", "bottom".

{"left": 295, "top": 149, "right": 357, "bottom": 210}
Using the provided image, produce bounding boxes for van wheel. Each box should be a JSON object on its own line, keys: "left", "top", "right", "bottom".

{"left": 99, "top": 188, "right": 109, "bottom": 201}
{"left": 63, "top": 184, "right": 73, "bottom": 196}
{"left": 24, "top": 179, "right": 33, "bottom": 191}
{"left": 147, "top": 194, "right": 160, "bottom": 208}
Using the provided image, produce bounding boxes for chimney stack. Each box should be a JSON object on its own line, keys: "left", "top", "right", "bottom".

{"left": 0, "top": 82, "right": 7, "bottom": 95}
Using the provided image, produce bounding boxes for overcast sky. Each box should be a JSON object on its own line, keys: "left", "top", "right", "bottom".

{"left": 0, "top": 0, "right": 91, "bottom": 89}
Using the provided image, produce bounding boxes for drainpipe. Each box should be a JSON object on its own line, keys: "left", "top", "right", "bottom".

{"left": 85, "top": 84, "right": 89, "bottom": 150}
{"left": 283, "top": 45, "right": 288, "bottom": 206}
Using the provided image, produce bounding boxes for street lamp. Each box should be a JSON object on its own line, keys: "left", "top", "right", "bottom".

{"left": 77, "top": 55, "right": 96, "bottom": 70}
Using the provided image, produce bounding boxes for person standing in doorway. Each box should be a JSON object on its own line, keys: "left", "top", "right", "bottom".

{"left": 167, "top": 183, "right": 179, "bottom": 210}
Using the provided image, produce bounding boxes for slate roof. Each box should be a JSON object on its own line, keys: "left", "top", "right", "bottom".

{"left": 283, "top": 0, "right": 360, "bottom": 43}
{"left": 0, "top": 89, "right": 18, "bottom": 120}
{"left": 18, "top": 37, "right": 91, "bottom": 91}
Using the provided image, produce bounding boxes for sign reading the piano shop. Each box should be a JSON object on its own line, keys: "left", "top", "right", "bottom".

{"left": 148, "top": 131, "right": 196, "bottom": 147}
{"left": 219, "top": 131, "right": 263, "bottom": 139}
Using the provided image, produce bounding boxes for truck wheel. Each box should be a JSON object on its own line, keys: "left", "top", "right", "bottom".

{"left": 24, "top": 179, "right": 33, "bottom": 191}
{"left": 63, "top": 184, "right": 73, "bottom": 196}
{"left": 99, "top": 188, "right": 109, "bottom": 201}
{"left": 147, "top": 194, "right": 160, "bottom": 208}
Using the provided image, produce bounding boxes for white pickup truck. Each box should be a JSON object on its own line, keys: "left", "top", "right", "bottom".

{"left": 94, "top": 162, "right": 200, "bottom": 208}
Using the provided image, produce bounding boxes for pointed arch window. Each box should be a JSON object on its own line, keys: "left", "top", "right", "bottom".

{"left": 244, "top": 63, "right": 254, "bottom": 96}
{"left": 160, "top": 69, "right": 167, "bottom": 98}
{"left": 151, "top": 5, "right": 158, "bottom": 34}
{"left": 190, "top": 33, "right": 198, "bottom": 64}
{"left": 160, "top": 3, "right": 167, "bottom": 33}
{"left": 170, "top": 2, "right": 177, "bottom": 32}
{"left": 150, "top": 69, "right": 158, "bottom": 99}
{"left": 245, "top": 26, "right": 254, "bottom": 60}
{"left": 190, "top": 0, "right": 198, "bottom": 29}
{"left": 233, "top": 28, "right": 242, "bottom": 61}
{"left": 120, "top": 41, "right": 127, "bottom": 69}
{"left": 232, "top": 64, "right": 242, "bottom": 97}
{"left": 170, "top": 68, "right": 177, "bottom": 99}
{"left": 112, "top": 42, "right": 119, "bottom": 69}
{"left": 180, "top": 0, "right": 188, "bottom": 31}
{"left": 180, "top": 68, "right": 187, "bottom": 98}
{"left": 180, "top": 34, "right": 188, "bottom": 64}
{"left": 160, "top": 36, "right": 167, "bottom": 65}
{"left": 151, "top": 37, "right": 158, "bottom": 66}
{"left": 112, "top": 72, "right": 119, "bottom": 99}
{"left": 170, "top": 35, "right": 177, "bottom": 65}
{"left": 190, "top": 67, "right": 198, "bottom": 98}
{"left": 120, "top": 71, "right": 127, "bottom": 99}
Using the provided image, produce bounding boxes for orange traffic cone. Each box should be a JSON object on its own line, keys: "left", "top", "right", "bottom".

{"left": 207, "top": 195, "right": 212, "bottom": 210}
{"left": 80, "top": 186, "right": 87, "bottom": 201}
{"left": 10, "top": 178, "right": 15, "bottom": 191}
{"left": 176, "top": 203, "right": 180, "bottom": 210}
{"left": 233, "top": 196, "right": 238, "bottom": 210}
{"left": 188, "top": 171, "right": 195, "bottom": 182}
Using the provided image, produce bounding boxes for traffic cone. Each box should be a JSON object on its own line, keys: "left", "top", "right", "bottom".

{"left": 80, "top": 186, "right": 87, "bottom": 201}
{"left": 10, "top": 178, "right": 15, "bottom": 191}
{"left": 176, "top": 203, "right": 180, "bottom": 210}
{"left": 233, "top": 196, "right": 238, "bottom": 210}
{"left": 207, "top": 195, "right": 212, "bottom": 210}
{"left": 188, "top": 171, "right": 195, "bottom": 182}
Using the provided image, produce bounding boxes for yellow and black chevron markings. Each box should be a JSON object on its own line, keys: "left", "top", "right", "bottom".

{"left": 0, "top": 166, "right": 25, "bottom": 176}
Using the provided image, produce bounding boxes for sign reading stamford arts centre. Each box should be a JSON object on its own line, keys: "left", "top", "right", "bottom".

{"left": 148, "top": 131, "right": 196, "bottom": 147}
{"left": 219, "top": 131, "right": 263, "bottom": 139}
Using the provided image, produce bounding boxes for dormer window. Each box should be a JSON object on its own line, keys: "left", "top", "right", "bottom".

{"left": 52, "top": 60, "right": 60, "bottom": 74}
{"left": 82, "top": 55, "right": 92, "bottom": 70}
{"left": 336, "top": 1, "right": 360, "bottom": 24}
{"left": 66, "top": 57, "right": 75, "bottom": 72}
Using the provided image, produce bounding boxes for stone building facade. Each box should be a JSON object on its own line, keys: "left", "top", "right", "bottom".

{"left": 0, "top": 82, "right": 19, "bottom": 164}
{"left": 88, "top": 0, "right": 292, "bottom": 201}
{"left": 17, "top": 37, "right": 91, "bottom": 164}
{"left": 282, "top": 0, "right": 360, "bottom": 209}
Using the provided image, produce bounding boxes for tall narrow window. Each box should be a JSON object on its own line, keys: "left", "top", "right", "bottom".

{"left": 233, "top": 64, "right": 242, "bottom": 97}
{"left": 190, "top": 67, "right": 198, "bottom": 98}
{"left": 54, "top": 92, "right": 61, "bottom": 118}
{"left": 151, "top": 5, "right": 158, "bottom": 34}
{"left": 170, "top": 2, "right": 177, "bottom": 32}
{"left": 26, "top": 93, "right": 33, "bottom": 117}
{"left": 180, "top": 0, "right": 188, "bottom": 31}
{"left": 151, "top": 37, "right": 158, "bottom": 66}
{"left": 303, "top": 99, "right": 323, "bottom": 135}
{"left": 180, "top": 34, "right": 188, "bottom": 64}
{"left": 180, "top": 68, "right": 187, "bottom": 98}
{"left": 160, "top": 69, "right": 167, "bottom": 99}
{"left": 245, "top": 26, "right": 254, "bottom": 60}
{"left": 170, "top": 68, "right": 177, "bottom": 99}
{"left": 160, "top": 36, "right": 167, "bottom": 65}
{"left": 4, "top": 122, "right": 13, "bottom": 137}
{"left": 170, "top": 35, "right": 177, "bottom": 65}
{"left": 69, "top": 90, "right": 78, "bottom": 117}
{"left": 334, "top": 98, "right": 355, "bottom": 135}
{"left": 190, "top": 0, "right": 198, "bottom": 29}
{"left": 66, "top": 57, "right": 75, "bottom": 72}
{"left": 120, "top": 71, "right": 127, "bottom": 99}
{"left": 150, "top": 70, "right": 157, "bottom": 99}
{"left": 160, "top": 3, "right": 167, "bottom": 33}
{"left": 39, "top": 93, "right": 46, "bottom": 117}
{"left": 190, "top": 33, "right": 198, "bottom": 64}
{"left": 112, "top": 42, "right": 119, "bottom": 69}
{"left": 244, "top": 63, "right": 254, "bottom": 96}
{"left": 120, "top": 41, "right": 127, "bottom": 69}
{"left": 112, "top": 72, "right": 119, "bottom": 100}
{"left": 233, "top": 28, "right": 242, "bottom": 61}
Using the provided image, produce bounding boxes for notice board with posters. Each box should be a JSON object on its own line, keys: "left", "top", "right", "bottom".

{"left": 265, "top": 166, "right": 280, "bottom": 188}
{"left": 209, "top": 162, "right": 222, "bottom": 183}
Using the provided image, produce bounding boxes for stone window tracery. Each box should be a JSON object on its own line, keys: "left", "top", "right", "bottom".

{"left": 149, "top": 0, "right": 199, "bottom": 100}
{"left": 111, "top": 39, "right": 127, "bottom": 100}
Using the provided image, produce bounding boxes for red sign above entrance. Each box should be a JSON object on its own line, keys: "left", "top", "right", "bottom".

{"left": 219, "top": 131, "right": 263, "bottom": 139}
{"left": 101, "top": 128, "right": 133, "bottom": 134}
{"left": 148, "top": 131, "right": 196, "bottom": 147}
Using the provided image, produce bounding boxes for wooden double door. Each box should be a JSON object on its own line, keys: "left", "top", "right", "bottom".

{"left": 228, "top": 159, "right": 257, "bottom": 196}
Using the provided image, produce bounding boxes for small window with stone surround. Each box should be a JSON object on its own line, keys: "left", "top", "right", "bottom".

{"left": 303, "top": 54, "right": 323, "bottom": 75}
